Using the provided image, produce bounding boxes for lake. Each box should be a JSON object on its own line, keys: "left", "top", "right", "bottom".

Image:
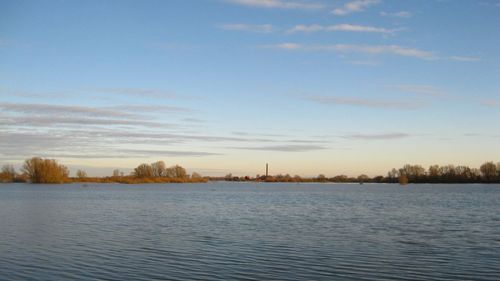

{"left": 0, "top": 183, "right": 499, "bottom": 280}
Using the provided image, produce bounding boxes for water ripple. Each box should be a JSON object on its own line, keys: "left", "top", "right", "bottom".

{"left": 0, "top": 183, "right": 499, "bottom": 280}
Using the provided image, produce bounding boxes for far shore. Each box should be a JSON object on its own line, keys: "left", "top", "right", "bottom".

{"left": 1, "top": 157, "right": 499, "bottom": 185}
{"left": 2, "top": 178, "right": 500, "bottom": 185}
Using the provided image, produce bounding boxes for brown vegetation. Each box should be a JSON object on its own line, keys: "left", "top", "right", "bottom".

{"left": 22, "top": 157, "right": 70, "bottom": 183}
{"left": 70, "top": 160, "right": 205, "bottom": 184}
{"left": 70, "top": 175, "right": 207, "bottom": 184}
{"left": 1, "top": 158, "right": 499, "bottom": 185}
{"left": 398, "top": 175, "right": 409, "bottom": 185}
{"left": 76, "top": 169, "right": 88, "bottom": 179}
{"left": 0, "top": 165, "right": 16, "bottom": 183}
{"left": 0, "top": 157, "right": 206, "bottom": 184}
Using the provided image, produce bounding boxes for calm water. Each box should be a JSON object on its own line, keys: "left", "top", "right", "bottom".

{"left": 0, "top": 183, "right": 499, "bottom": 281}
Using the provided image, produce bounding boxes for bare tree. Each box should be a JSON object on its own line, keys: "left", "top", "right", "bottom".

{"left": 22, "top": 157, "right": 69, "bottom": 183}
{"left": 428, "top": 165, "right": 440, "bottom": 178}
{"left": 357, "top": 174, "right": 370, "bottom": 182}
{"left": 387, "top": 168, "right": 399, "bottom": 179}
{"left": 134, "top": 163, "right": 153, "bottom": 178}
{"left": 0, "top": 165, "right": 16, "bottom": 183}
{"left": 398, "top": 175, "right": 409, "bottom": 185}
{"left": 166, "top": 165, "right": 187, "bottom": 178}
{"left": 480, "top": 162, "right": 497, "bottom": 181}
{"left": 151, "top": 161, "right": 166, "bottom": 177}
{"left": 317, "top": 174, "right": 327, "bottom": 182}
{"left": 76, "top": 169, "right": 87, "bottom": 179}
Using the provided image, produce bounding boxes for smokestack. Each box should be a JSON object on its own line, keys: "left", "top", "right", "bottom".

{"left": 266, "top": 163, "right": 268, "bottom": 177}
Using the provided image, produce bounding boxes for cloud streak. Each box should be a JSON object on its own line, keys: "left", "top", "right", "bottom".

{"left": 2, "top": 116, "right": 174, "bottom": 128}
{"left": 332, "top": 0, "right": 380, "bottom": 16}
{"left": 225, "top": 0, "right": 324, "bottom": 10}
{"left": 287, "top": 24, "right": 399, "bottom": 34}
{"left": 94, "top": 88, "right": 177, "bottom": 98}
{"left": 114, "top": 149, "right": 221, "bottom": 157}
{"left": 308, "top": 96, "right": 424, "bottom": 109}
{"left": 109, "top": 104, "right": 190, "bottom": 113}
{"left": 261, "top": 43, "right": 482, "bottom": 62}
{"left": 380, "top": 11, "right": 412, "bottom": 18}
{"left": 231, "top": 144, "right": 328, "bottom": 152}
{"left": 218, "top": 23, "right": 274, "bottom": 33}
{"left": 447, "top": 56, "right": 481, "bottom": 62}
{"left": 0, "top": 103, "right": 191, "bottom": 129}
{"left": 0, "top": 106, "right": 332, "bottom": 161}
{"left": 0, "top": 131, "right": 221, "bottom": 160}
{"left": 262, "top": 43, "right": 436, "bottom": 60}
{"left": 392, "top": 84, "right": 446, "bottom": 96}
{"left": 0, "top": 103, "right": 137, "bottom": 118}
{"left": 341, "top": 133, "right": 411, "bottom": 140}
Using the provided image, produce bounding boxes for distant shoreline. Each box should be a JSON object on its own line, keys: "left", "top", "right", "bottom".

{"left": 1, "top": 157, "right": 499, "bottom": 185}
{"left": 2, "top": 180, "right": 500, "bottom": 186}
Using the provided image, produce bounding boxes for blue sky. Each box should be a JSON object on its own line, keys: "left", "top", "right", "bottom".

{"left": 1, "top": 0, "right": 499, "bottom": 177}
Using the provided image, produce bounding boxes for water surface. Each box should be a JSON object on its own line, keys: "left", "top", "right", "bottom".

{"left": 0, "top": 183, "right": 499, "bottom": 280}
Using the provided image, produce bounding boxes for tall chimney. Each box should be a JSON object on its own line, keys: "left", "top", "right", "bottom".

{"left": 266, "top": 163, "right": 268, "bottom": 177}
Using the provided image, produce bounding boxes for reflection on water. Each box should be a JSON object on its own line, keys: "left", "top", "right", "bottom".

{"left": 0, "top": 183, "right": 499, "bottom": 280}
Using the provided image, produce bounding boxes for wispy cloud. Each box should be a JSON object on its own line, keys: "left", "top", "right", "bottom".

{"left": 94, "top": 88, "right": 176, "bottom": 98}
{"left": 0, "top": 131, "right": 220, "bottom": 160}
{"left": 332, "top": 0, "right": 380, "bottom": 16}
{"left": 0, "top": 103, "right": 137, "bottom": 118}
{"left": 3, "top": 89, "right": 75, "bottom": 99}
{"left": 463, "top": 132, "right": 500, "bottom": 138}
{"left": 109, "top": 105, "right": 190, "bottom": 113}
{"left": 116, "top": 149, "right": 221, "bottom": 157}
{"left": 231, "top": 144, "right": 327, "bottom": 152}
{"left": 264, "top": 43, "right": 303, "bottom": 50}
{"left": 0, "top": 102, "right": 193, "bottom": 135}
{"left": 218, "top": 23, "right": 275, "bottom": 33}
{"left": 311, "top": 44, "right": 434, "bottom": 59}
{"left": 380, "top": 11, "right": 412, "bottom": 18}
{"left": 341, "top": 133, "right": 411, "bottom": 140}
{"left": 0, "top": 103, "right": 189, "bottom": 120}
{"left": 308, "top": 96, "right": 424, "bottom": 109}
{"left": 447, "top": 56, "right": 481, "bottom": 62}
{"left": 287, "top": 24, "right": 399, "bottom": 34}
{"left": 347, "top": 60, "right": 379, "bottom": 66}
{"left": 0, "top": 125, "right": 335, "bottom": 162}
{"left": 3, "top": 116, "right": 174, "bottom": 128}
{"left": 392, "top": 84, "right": 446, "bottom": 96}
{"left": 225, "top": 0, "right": 324, "bottom": 10}
{"left": 463, "top": 133, "right": 482, "bottom": 137}
{"left": 182, "top": 117, "right": 204, "bottom": 123}
{"left": 262, "top": 43, "right": 481, "bottom": 62}
{"left": 261, "top": 43, "right": 436, "bottom": 60}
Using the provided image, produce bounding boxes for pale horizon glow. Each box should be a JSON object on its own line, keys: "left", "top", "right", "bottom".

{"left": 0, "top": 0, "right": 499, "bottom": 177}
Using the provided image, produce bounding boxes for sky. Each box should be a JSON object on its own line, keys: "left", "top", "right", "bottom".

{"left": 1, "top": 0, "right": 499, "bottom": 177}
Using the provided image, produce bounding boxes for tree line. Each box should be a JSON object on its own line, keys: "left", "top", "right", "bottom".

{"left": 386, "top": 162, "right": 500, "bottom": 184}
{"left": 0, "top": 157, "right": 206, "bottom": 184}
{"left": 1, "top": 158, "right": 499, "bottom": 185}
{"left": 213, "top": 161, "right": 500, "bottom": 184}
